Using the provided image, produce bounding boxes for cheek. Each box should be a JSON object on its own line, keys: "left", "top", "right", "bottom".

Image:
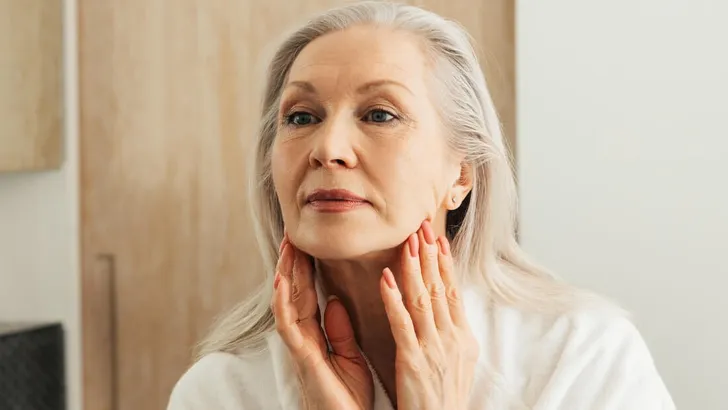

{"left": 375, "top": 140, "right": 447, "bottom": 217}
{"left": 270, "top": 145, "right": 284, "bottom": 192}
{"left": 270, "top": 143, "right": 299, "bottom": 211}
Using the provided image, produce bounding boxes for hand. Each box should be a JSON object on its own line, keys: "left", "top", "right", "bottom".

{"left": 379, "top": 220, "right": 480, "bottom": 410}
{"left": 273, "top": 236, "right": 374, "bottom": 410}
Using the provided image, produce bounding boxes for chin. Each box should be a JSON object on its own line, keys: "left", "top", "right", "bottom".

{"left": 290, "top": 219, "right": 398, "bottom": 261}
{"left": 297, "top": 240, "right": 367, "bottom": 261}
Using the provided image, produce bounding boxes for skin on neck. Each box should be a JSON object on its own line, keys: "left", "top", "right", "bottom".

{"left": 315, "top": 209, "right": 450, "bottom": 400}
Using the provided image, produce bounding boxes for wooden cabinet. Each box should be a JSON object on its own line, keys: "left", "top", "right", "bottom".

{"left": 0, "top": 0, "right": 63, "bottom": 172}
{"left": 79, "top": 1, "right": 514, "bottom": 409}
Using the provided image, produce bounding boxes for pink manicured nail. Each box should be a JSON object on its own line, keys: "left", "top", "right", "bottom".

{"left": 407, "top": 233, "right": 419, "bottom": 257}
{"left": 437, "top": 237, "right": 450, "bottom": 255}
{"left": 422, "top": 220, "right": 436, "bottom": 245}
{"left": 273, "top": 273, "right": 281, "bottom": 289}
{"left": 383, "top": 268, "right": 397, "bottom": 289}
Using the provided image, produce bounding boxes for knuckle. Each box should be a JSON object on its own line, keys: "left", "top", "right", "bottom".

{"left": 423, "top": 254, "right": 439, "bottom": 273}
{"left": 395, "top": 316, "right": 415, "bottom": 334}
{"left": 445, "top": 284, "right": 461, "bottom": 304}
{"left": 407, "top": 264, "right": 422, "bottom": 279}
{"left": 456, "top": 332, "right": 480, "bottom": 359}
{"left": 427, "top": 281, "right": 446, "bottom": 300}
{"left": 425, "top": 247, "right": 438, "bottom": 265}
{"left": 290, "top": 283, "right": 302, "bottom": 301}
{"left": 418, "top": 337, "right": 430, "bottom": 350}
{"left": 410, "top": 292, "right": 432, "bottom": 312}
{"left": 430, "top": 250, "right": 440, "bottom": 264}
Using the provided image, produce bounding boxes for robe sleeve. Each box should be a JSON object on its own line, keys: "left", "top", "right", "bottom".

{"left": 530, "top": 314, "right": 675, "bottom": 410}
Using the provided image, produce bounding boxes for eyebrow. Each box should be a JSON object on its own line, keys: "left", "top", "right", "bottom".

{"left": 284, "top": 79, "right": 413, "bottom": 96}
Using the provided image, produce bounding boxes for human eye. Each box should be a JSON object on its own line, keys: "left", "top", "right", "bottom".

{"left": 362, "top": 108, "right": 398, "bottom": 124}
{"left": 284, "top": 111, "right": 321, "bottom": 127}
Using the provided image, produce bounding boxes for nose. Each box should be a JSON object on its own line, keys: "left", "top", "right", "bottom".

{"left": 308, "top": 115, "right": 358, "bottom": 169}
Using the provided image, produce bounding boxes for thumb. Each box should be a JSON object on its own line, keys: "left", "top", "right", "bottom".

{"left": 324, "top": 297, "right": 363, "bottom": 361}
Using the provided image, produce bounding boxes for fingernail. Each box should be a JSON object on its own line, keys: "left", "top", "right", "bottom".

{"left": 422, "top": 220, "right": 436, "bottom": 245}
{"left": 383, "top": 268, "right": 397, "bottom": 289}
{"left": 437, "top": 236, "right": 450, "bottom": 256}
{"left": 273, "top": 273, "right": 281, "bottom": 289}
{"left": 408, "top": 233, "right": 419, "bottom": 257}
{"left": 327, "top": 294, "right": 338, "bottom": 302}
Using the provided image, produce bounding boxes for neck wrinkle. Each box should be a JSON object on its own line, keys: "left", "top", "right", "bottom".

{"left": 311, "top": 250, "right": 402, "bottom": 401}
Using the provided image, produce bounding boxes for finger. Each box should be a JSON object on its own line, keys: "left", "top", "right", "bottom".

{"left": 275, "top": 240, "right": 291, "bottom": 276}
{"left": 292, "top": 246, "right": 315, "bottom": 297}
{"left": 380, "top": 268, "right": 419, "bottom": 351}
{"left": 289, "top": 245, "right": 319, "bottom": 323}
{"left": 437, "top": 236, "right": 467, "bottom": 327}
{"left": 274, "top": 269, "right": 304, "bottom": 350}
{"left": 324, "top": 296, "right": 365, "bottom": 362}
{"left": 419, "top": 220, "right": 452, "bottom": 330}
{"left": 278, "top": 233, "right": 288, "bottom": 254}
{"left": 271, "top": 242, "right": 294, "bottom": 311}
{"left": 400, "top": 232, "right": 438, "bottom": 341}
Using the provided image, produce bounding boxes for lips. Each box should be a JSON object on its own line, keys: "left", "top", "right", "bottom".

{"left": 305, "top": 189, "right": 369, "bottom": 213}
{"left": 306, "top": 189, "right": 367, "bottom": 203}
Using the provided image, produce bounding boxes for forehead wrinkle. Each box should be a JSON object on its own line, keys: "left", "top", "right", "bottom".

{"left": 287, "top": 64, "right": 422, "bottom": 100}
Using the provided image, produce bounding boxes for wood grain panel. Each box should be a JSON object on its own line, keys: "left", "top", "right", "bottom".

{"left": 0, "top": 0, "right": 63, "bottom": 172}
{"left": 79, "top": 1, "right": 514, "bottom": 409}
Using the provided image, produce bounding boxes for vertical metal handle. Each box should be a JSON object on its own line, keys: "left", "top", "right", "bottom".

{"left": 98, "top": 253, "right": 119, "bottom": 410}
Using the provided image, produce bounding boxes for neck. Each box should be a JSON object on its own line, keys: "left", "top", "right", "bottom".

{"left": 316, "top": 247, "right": 404, "bottom": 402}
{"left": 313, "top": 212, "right": 451, "bottom": 402}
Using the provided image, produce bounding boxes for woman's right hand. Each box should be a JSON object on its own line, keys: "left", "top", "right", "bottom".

{"left": 273, "top": 236, "right": 374, "bottom": 410}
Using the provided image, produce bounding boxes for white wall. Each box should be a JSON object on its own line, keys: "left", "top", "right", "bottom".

{"left": 0, "top": 0, "right": 80, "bottom": 408}
{"left": 517, "top": 1, "right": 727, "bottom": 408}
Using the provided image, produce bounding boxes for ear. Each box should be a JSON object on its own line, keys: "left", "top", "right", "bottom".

{"left": 446, "top": 162, "right": 473, "bottom": 210}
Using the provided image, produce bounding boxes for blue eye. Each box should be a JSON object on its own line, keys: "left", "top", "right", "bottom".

{"left": 286, "top": 112, "right": 320, "bottom": 126}
{"left": 364, "top": 109, "right": 396, "bottom": 123}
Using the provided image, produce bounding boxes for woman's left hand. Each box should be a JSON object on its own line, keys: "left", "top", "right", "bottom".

{"left": 379, "top": 220, "right": 480, "bottom": 410}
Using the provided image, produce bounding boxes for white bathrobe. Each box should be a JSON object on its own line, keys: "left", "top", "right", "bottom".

{"left": 167, "top": 285, "right": 675, "bottom": 409}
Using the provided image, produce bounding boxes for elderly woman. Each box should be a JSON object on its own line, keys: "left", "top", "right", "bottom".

{"left": 168, "top": 2, "right": 674, "bottom": 409}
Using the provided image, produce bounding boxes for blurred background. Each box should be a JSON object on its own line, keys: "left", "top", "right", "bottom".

{"left": 0, "top": 0, "right": 725, "bottom": 409}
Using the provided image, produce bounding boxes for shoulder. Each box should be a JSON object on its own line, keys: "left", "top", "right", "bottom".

{"left": 511, "top": 306, "right": 675, "bottom": 409}
{"left": 166, "top": 350, "right": 278, "bottom": 410}
{"left": 540, "top": 305, "right": 646, "bottom": 351}
{"left": 546, "top": 308, "right": 660, "bottom": 377}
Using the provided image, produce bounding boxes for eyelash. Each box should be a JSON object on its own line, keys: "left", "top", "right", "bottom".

{"left": 282, "top": 107, "right": 400, "bottom": 127}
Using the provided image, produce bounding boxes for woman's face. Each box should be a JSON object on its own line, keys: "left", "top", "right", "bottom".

{"left": 271, "top": 25, "right": 468, "bottom": 260}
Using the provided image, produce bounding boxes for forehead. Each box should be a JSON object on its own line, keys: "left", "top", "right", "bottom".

{"left": 287, "top": 25, "right": 429, "bottom": 90}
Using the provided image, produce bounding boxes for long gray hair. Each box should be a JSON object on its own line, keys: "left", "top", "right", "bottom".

{"left": 197, "top": 1, "right": 600, "bottom": 358}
